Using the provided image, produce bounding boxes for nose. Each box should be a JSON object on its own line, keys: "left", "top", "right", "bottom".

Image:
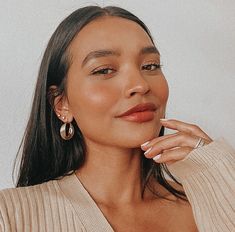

{"left": 124, "top": 68, "right": 150, "bottom": 98}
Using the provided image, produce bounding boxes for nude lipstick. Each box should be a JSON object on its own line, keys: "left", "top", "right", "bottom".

{"left": 116, "top": 102, "right": 157, "bottom": 123}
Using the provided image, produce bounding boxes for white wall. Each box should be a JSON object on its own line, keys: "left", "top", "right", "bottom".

{"left": 0, "top": 0, "right": 234, "bottom": 189}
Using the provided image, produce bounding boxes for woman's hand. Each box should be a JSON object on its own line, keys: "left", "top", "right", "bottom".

{"left": 141, "top": 119, "right": 213, "bottom": 165}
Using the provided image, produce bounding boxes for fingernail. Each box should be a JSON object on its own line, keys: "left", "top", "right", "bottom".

{"left": 153, "top": 154, "right": 161, "bottom": 161}
{"left": 160, "top": 118, "right": 168, "bottom": 121}
{"left": 141, "top": 141, "right": 150, "bottom": 147}
{"left": 144, "top": 147, "right": 152, "bottom": 155}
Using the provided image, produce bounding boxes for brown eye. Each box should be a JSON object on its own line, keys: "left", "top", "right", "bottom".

{"left": 92, "top": 68, "right": 115, "bottom": 75}
{"left": 142, "top": 63, "right": 162, "bottom": 71}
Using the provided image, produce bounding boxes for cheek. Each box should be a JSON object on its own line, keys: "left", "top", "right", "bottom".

{"left": 151, "top": 76, "right": 169, "bottom": 104}
{"left": 67, "top": 79, "right": 122, "bottom": 143}
{"left": 67, "top": 79, "right": 120, "bottom": 120}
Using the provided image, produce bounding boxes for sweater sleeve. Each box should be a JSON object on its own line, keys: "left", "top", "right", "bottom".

{"left": 0, "top": 211, "right": 4, "bottom": 232}
{"left": 167, "top": 137, "right": 235, "bottom": 232}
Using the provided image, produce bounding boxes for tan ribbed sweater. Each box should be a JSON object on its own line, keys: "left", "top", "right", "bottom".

{"left": 0, "top": 137, "right": 234, "bottom": 232}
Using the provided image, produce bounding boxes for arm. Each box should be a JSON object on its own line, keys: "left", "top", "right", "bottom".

{"left": 167, "top": 137, "right": 235, "bottom": 232}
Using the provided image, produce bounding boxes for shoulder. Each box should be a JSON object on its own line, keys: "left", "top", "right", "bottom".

{"left": 0, "top": 179, "right": 64, "bottom": 231}
{"left": 0, "top": 180, "right": 58, "bottom": 203}
{"left": 0, "top": 178, "right": 61, "bottom": 217}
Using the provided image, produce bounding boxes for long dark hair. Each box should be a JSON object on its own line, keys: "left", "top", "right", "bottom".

{"left": 13, "top": 5, "right": 186, "bottom": 201}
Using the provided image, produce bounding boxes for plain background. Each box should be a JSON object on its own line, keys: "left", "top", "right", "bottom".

{"left": 0, "top": 0, "right": 234, "bottom": 189}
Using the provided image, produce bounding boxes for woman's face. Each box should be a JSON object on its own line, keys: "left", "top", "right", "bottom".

{"left": 65, "top": 16, "right": 169, "bottom": 148}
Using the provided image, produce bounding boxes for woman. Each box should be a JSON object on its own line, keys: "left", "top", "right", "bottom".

{"left": 0, "top": 5, "right": 234, "bottom": 232}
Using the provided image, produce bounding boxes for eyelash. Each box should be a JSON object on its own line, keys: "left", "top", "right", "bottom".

{"left": 91, "top": 63, "right": 162, "bottom": 75}
{"left": 142, "top": 63, "right": 162, "bottom": 71}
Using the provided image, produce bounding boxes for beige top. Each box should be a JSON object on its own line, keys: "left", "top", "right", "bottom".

{"left": 0, "top": 137, "right": 234, "bottom": 232}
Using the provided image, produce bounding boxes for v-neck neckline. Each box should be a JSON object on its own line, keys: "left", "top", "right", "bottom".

{"left": 57, "top": 172, "right": 114, "bottom": 232}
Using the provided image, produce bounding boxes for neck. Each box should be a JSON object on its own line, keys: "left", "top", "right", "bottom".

{"left": 75, "top": 139, "right": 152, "bottom": 207}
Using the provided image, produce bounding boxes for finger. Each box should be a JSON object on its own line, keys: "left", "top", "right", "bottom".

{"left": 160, "top": 119, "right": 213, "bottom": 141}
{"left": 141, "top": 133, "right": 178, "bottom": 151}
{"left": 152, "top": 146, "right": 193, "bottom": 163}
{"left": 144, "top": 132, "right": 199, "bottom": 159}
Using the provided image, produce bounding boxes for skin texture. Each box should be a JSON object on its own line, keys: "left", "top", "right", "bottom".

{"left": 66, "top": 17, "right": 168, "bottom": 148}
{"left": 53, "top": 16, "right": 213, "bottom": 231}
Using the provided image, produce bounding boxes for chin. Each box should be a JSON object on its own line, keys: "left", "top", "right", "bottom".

{"left": 116, "top": 126, "right": 161, "bottom": 148}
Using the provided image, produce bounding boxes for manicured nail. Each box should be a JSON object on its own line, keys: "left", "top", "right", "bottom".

{"left": 141, "top": 141, "right": 150, "bottom": 147}
{"left": 160, "top": 118, "right": 168, "bottom": 121}
{"left": 144, "top": 147, "right": 152, "bottom": 155}
{"left": 153, "top": 154, "right": 161, "bottom": 161}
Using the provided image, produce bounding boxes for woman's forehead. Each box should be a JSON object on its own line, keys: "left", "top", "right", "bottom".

{"left": 68, "top": 16, "right": 154, "bottom": 59}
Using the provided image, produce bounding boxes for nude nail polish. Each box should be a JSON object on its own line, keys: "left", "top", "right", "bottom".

{"left": 153, "top": 154, "right": 161, "bottom": 161}
{"left": 141, "top": 141, "right": 150, "bottom": 147}
{"left": 160, "top": 118, "right": 168, "bottom": 121}
{"left": 144, "top": 147, "right": 152, "bottom": 155}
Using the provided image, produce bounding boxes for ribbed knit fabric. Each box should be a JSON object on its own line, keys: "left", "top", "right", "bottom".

{"left": 0, "top": 137, "right": 234, "bottom": 231}
{"left": 0, "top": 172, "right": 113, "bottom": 232}
{"left": 167, "top": 137, "right": 235, "bottom": 231}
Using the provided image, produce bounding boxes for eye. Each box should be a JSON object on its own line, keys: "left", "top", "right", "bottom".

{"left": 91, "top": 67, "right": 115, "bottom": 75}
{"left": 142, "top": 63, "right": 162, "bottom": 71}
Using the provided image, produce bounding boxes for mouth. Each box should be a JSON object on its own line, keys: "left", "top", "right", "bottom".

{"left": 116, "top": 102, "right": 157, "bottom": 123}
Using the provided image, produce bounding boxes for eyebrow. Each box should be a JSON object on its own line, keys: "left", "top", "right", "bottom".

{"left": 81, "top": 45, "right": 160, "bottom": 67}
{"left": 81, "top": 50, "right": 120, "bottom": 67}
{"left": 140, "top": 46, "right": 160, "bottom": 56}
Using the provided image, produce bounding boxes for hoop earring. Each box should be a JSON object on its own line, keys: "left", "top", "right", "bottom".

{"left": 60, "top": 122, "right": 74, "bottom": 140}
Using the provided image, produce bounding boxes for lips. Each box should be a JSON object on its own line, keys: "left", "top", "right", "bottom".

{"left": 116, "top": 102, "right": 157, "bottom": 117}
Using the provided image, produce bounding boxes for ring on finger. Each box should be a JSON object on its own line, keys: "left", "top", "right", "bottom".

{"left": 194, "top": 137, "right": 205, "bottom": 149}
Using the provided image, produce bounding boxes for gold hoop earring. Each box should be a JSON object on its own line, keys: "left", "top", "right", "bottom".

{"left": 60, "top": 122, "right": 74, "bottom": 140}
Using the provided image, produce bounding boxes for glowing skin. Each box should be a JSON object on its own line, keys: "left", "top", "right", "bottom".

{"left": 66, "top": 17, "right": 169, "bottom": 149}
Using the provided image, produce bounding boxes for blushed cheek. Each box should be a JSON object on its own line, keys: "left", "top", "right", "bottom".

{"left": 69, "top": 83, "right": 120, "bottom": 121}
{"left": 161, "top": 83, "right": 169, "bottom": 103}
{"left": 152, "top": 78, "right": 169, "bottom": 104}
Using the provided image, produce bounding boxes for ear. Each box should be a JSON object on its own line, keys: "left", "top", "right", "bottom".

{"left": 49, "top": 85, "right": 73, "bottom": 123}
